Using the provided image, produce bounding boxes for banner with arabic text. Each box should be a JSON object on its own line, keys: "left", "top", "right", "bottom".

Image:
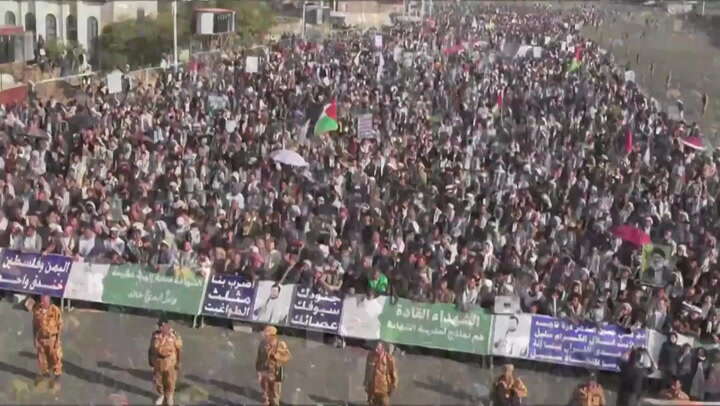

{"left": 101, "top": 264, "right": 207, "bottom": 315}
{"left": 0, "top": 249, "right": 73, "bottom": 297}
{"left": 201, "top": 274, "right": 256, "bottom": 320}
{"left": 287, "top": 286, "right": 343, "bottom": 333}
{"left": 379, "top": 299, "right": 493, "bottom": 355}
{"left": 527, "top": 315, "right": 649, "bottom": 372}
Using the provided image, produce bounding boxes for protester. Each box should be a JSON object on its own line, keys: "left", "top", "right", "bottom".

{"left": 617, "top": 348, "right": 656, "bottom": 406}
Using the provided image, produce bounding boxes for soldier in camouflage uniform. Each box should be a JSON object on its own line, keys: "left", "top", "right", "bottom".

{"left": 256, "top": 326, "right": 292, "bottom": 406}
{"left": 148, "top": 318, "right": 183, "bottom": 406}
{"left": 364, "top": 341, "right": 398, "bottom": 406}
{"left": 32, "top": 295, "right": 63, "bottom": 390}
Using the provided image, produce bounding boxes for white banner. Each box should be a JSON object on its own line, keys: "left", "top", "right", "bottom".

{"left": 533, "top": 47, "right": 542, "bottom": 59}
{"left": 490, "top": 314, "right": 533, "bottom": 358}
{"left": 252, "top": 281, "right": 293, "bottom": 324}
{"left": 64, "top": 263, "right": 110, "bottom": 302}
{"left": 339, "top": 295, "right": 386, "bottom": 340}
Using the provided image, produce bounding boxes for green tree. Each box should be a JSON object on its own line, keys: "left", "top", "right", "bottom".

{"left": 98, "top": 10, "right": 191, "bottom": 70}
{"left": 97, "top": 1, "right": 275, "bottom": 70}
{"left": 206, "top": 0, "right": 276, "bottom": 45}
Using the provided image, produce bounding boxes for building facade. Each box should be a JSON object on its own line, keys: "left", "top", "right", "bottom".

{"left": 0, "top": 0, "right": 158, "bottom": 63}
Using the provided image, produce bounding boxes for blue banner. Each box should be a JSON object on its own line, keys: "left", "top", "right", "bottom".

{"left": 0, "top": 249, "right": 72, "bottom": 297}
{"left": 200, "top": 274, "right": 256, "bottom": 320}
{"left": 288, "top": 286, "right": 343, "bottom": 333}
{"left": 528, "top": 315, "right": 649, "bottom": 372}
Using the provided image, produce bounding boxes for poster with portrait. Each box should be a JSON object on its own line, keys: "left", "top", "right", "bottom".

{"left": 640, "top": 244, "right": 674, "bottom": 287}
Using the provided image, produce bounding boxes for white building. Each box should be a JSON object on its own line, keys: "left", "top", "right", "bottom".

{"left": 0, "top": 0, "right": 158, "bottom": 62}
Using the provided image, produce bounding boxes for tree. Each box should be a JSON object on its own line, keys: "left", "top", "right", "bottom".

{"left": 97, "top": 1, "right": 276, "bottom": 71}
{"left": 206, "top": 0, "right": 276, "bottom": 45}
{"left": 98, "top": 11, "right": 191, "bottom": 70}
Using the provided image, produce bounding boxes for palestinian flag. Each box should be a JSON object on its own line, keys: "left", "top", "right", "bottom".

{"left": 314, "top": 99, "right": 339, "bottom": 136}
{"left": 568, "top": 45, "right": 583, "bottom": 73}
{"left": 568, "top": 58, "right": 581, "bottom": 73}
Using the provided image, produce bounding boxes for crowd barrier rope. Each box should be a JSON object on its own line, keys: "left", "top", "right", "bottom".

{"left": 0, "top": 248, "right": 717, "bottom": 373}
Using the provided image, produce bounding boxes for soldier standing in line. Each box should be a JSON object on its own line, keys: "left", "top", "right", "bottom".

{"left": 148, "top": 318, "right": 183, "bottom": 406}
{"left": 256, "top": 326, "right": 292, "bottom": 406}
{"left": 364, "top": 341, "right": 398, "bottom": 406}
{"left": 572, "top": 372, "right": 606, "bottom": 406}
{"left": 32, "top": 295, "right": 63, "bottom": 391}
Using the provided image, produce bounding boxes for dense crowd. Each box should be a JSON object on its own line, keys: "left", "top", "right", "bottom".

{"left": 1, "top": 3, "right": 720, "bottom": 367}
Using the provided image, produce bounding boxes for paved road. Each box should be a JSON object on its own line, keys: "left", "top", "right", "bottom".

{"left": 0, "top": 300, "right": 611, "bottom": 405}
{"left": 582, "top": 4, "right": 720, "bottom": 139}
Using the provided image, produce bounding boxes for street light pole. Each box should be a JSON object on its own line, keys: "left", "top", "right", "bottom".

{"left": 172, "top": 0, "right": 178, "bottom": 68}
{"left": 302, "top": 2, "right": 307, "bottom": 39}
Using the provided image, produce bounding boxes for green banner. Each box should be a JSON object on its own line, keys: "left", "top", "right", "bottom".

{"left": 101, "top": 264, "right": 207, "bottom": 315}
{"left": 379, "top": 299, "right": 493, "bottom": 354}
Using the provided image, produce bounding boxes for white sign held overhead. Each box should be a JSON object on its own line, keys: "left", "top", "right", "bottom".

{"left": 515, "top": 45, "right": 532, "bottom": 59}
{"left": 374, "top": 34, "right": 383, "bottom": 49}
{"left": 544, "top": 36, "right": 551, "bottom": 45}
{"left": 107, "top": 71, "right": 123, "bottom": 94}
{"left": 533, "top": 47, "right": 542, "bottom": 58}
{"left": 625, "top": 70, "right": 636, "bottom": 83}
{"left": 226, "top": 119, "right": 237, "bottom": 133}
{"left": 246, "top": 56, "right": 259, "bottom": 73}
{"left": 357, "top": 113, "right": 374, "bottom": 139}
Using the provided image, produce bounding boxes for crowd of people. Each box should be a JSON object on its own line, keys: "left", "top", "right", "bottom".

{"left": 1, "top": 2, "right": 720, "bottom": 397}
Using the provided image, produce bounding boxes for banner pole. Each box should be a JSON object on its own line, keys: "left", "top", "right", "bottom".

{"left": 489, "top": 354, "right": 494, "bottom": 406}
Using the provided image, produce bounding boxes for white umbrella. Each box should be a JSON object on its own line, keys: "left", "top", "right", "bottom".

{"left": 270, "top": 149, "right": 309, "bottom": 167}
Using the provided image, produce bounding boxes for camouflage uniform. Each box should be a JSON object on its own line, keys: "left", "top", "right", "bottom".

{"left": 494, "top": 373, "right": 528, "bottom": 406}
{"left": 32, "top": 302, "right": 63, "bottom": 377}
{"left": 148, "top": 329, "right": 183, "bottom": 405}
{"left": 364, "top": 350, "right": 398, "bottom": 406}
{"left": 256, "top": 332, "right": 292, "bottom": 406}
{"left": 574, "top": 382, "right": 606, "bottom": 406}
